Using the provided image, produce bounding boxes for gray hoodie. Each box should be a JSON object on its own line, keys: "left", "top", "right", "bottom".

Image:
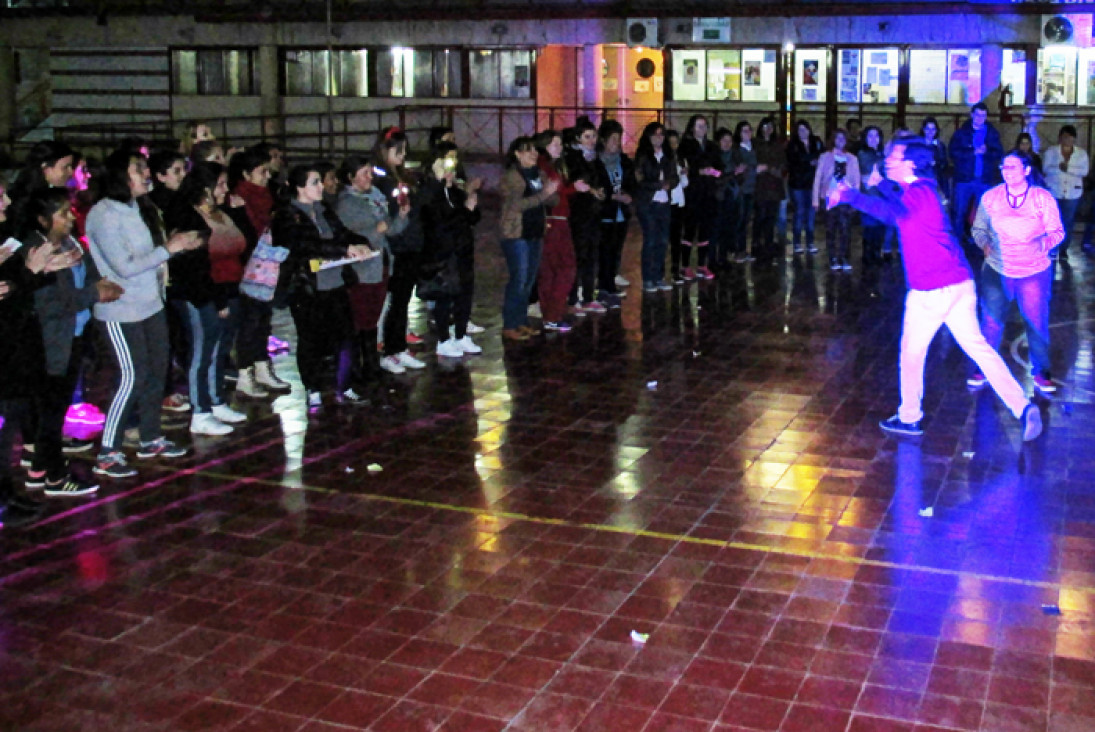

{"left": 335, "top": 185, "right": 407, "bottom": 284}
{"left": 86, "top": 198, "right": 170, "bottom": 322}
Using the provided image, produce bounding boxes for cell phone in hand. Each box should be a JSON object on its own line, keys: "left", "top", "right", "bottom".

{"left": 1, "top": 237, "right": 23, "bottom": 255}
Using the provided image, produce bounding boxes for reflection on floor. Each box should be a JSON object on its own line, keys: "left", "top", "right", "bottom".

{"left": 3, "top": 219, "right": 1095, "bottom": 732}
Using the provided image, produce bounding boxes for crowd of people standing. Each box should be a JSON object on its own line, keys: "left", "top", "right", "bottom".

{"left": 0, "top": 106, "right": 1091, "bottom": 527}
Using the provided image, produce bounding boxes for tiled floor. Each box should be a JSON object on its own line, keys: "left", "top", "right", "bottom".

{"left": 3, "top": 213, "right": 1095, "bottom": 732}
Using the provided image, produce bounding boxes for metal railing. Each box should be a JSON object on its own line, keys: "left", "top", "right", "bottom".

{"left": 8, "top": 103, "right": 1095, "bottom": 166}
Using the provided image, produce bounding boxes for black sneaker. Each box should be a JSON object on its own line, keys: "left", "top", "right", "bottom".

{"left": 19, "top": 445, "right": 35, "bottom": 468}
{"left": 136, "top": 438, "right": 187, "bottom": 459}
{"left": 95, "top": 451, "right": 138, "bottom": 478}
{"left": 24, "top": 470, "right": 47, "bottom": 489}
{"left": 1021, "top": 404, "right": 1043, "bottom": 441}
{"left": 0, "top": 499, "right": 44, "bottom": 529}
{"left": 335, "top": 388, "right": 369, "bottom": 406}
{"left": 44, "top": 476, "right": 100, "bottom": 498}
{"left": 879, "top": 415, "right": 923, "bottom": 437}
{"left": 62, "top": 437, "right": 95, "bottom": 454}
{"left": 841, "top": 258, "right": 853, "bottom": 271}
{"left": 829, "top": 258, "right": 841, "bottom": 271}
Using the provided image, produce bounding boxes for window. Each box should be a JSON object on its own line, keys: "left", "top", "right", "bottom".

{"left": 284, "top": 49, "right": 369, "bottom": 97}
{"left": 376, "top": 48, "right": 415, "bottom": 97}
{"left": 670, "top": 49, "right": 776, "bottom": 102}
{"left": 172, "top": 49, "right": 257, "bottom": 95}
{"left": 908, "top": 49, "right": 981, "bottom": 104}
{"left": 1037, "top": 47, "right": 1077, "bottom": 104}
{"left": 413, "top": 49, "right": 462, "bottom": 98}
{"left": 1002, "top": 49, "right": 1027, "bottom": 106}
{"left": 837, "top": 48, "right": 897, "bottom": 104}
{"left": 794, "top": 49, "right": 826, "bottom": 103}
{"left": 284, "top": 49, "right": 330, "bottom": 96}
{"left": 1080, "top": 48, "right": 1095, "bottom": 106}
{"left": 470, "top": 49, "right": 533, "bottom": 99}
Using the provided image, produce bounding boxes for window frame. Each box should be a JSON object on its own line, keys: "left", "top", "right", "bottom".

{"left": 170, "top": 47, "right": 259, "bottom": 96}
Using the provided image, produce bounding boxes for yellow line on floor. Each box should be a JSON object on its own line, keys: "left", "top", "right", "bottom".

{"left": 198, "top": 469, "right": 1087, "bottom": 598}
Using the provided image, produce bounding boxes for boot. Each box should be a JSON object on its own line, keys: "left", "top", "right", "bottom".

{"left": 254, "top": 361, "right": 290, "bottom": 391}
{"left": 236, "top": 366, "right": 269, "bottom": 398}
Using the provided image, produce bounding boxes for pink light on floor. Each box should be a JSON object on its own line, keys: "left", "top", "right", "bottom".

{"left": 65, "top": 403, "right": 105, "bottom": 427}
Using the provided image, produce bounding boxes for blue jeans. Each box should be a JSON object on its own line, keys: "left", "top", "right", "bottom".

{"left": 1055, "top": 197, "right": 1081, "bottom": 254}
{"left": 185, "top": 301, "right": 225, "bottom": 413}
{"left": 790, "top": 188, "right": 814, "bottom": 249}
{"left": 952, "top": 180, "right": 990, "bottom": 243}
{"left": 978, "top": 263, "right": 1052, "bottom": 378}
{"left": 637, "top": 202, "right": 670, "bottom": 284}
{"left": 500, "top": 238, "right": 542, "bottom": 330}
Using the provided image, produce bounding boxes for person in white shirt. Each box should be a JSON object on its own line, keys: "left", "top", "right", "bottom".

{"left": 1042, "top": 124, "right": 1089, "bottom": 262}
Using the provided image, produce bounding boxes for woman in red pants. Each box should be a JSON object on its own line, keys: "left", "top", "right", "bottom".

{"left": 535, "top": 130, "right": 581, "bottom": 333}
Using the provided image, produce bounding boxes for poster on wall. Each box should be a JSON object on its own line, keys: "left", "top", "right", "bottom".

{"left": 744, "top": 63, "right": 761, "bottom": 86}
{"left": 682, "top": 59, "right": 700, "bottom": 84}
{"left": 839, "top": 49, "right": 861, "bottom": 103}
{"left": 802, "top": 59, "right": 819, "bottom": 86}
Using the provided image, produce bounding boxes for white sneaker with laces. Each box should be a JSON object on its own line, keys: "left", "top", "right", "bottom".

{"left": 379, "top": 355, "right": 406, "bottom": 374}
{"left": 615, "top": 275, "right": 630, "bottom": 288}
{"left": 190, "top": 413, "right": 233, "bottom": 436}
{"left": 465, "top": 322, "right": 485, "bottom": 335}
{"left": 456, "top": 336, "right": 482, "bottom": 354}
{"left": 212, "top": 404, "right": 247, "bottom": 424}
{"left": 396, "top": 351, "right": 426, "bottom": 370}
{"left": 307, "top": 391, "right": 323, "bottom": 408}
{"left": 527, "top": 303, "right": 542, "bottom": 318}
{"left": 436, "top": 339, "right": 464, "bottom": 358}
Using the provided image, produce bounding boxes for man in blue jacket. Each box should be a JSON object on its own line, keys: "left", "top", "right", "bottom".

{"left": 948, "top": 103, "right": 1003, "bottom": 250}
{"left": 829, "top": 137, "right": 1041, "bottom": 442}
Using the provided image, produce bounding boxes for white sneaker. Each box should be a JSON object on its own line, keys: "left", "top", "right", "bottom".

{"left": 456, "top": 336, "right": 482, "bottom": 354}
{"left": 396, "top": 351, "right": 426, "bottom": 370}
{"left": 466, "top": 321, "right": 485, "bottom": 335}
{"left": 615, "top": 275, "right": 630, "bottom": 288}
{"left": 211, "top": 404, "right": 247, "bottom": 424}
{"left": 527, "top": 303, "right": 542, "bottom": 318}
{"left": 190, "top": 413, "right": 233, "bottom": 436}
{"left": 436, "top": 339, "right": 464, "bottom": 358}
{"left": 379, "top": 355, "right": 406, "bottom": 374}
{"left": 307, "top": 391, "right": 323, "bottom": 408}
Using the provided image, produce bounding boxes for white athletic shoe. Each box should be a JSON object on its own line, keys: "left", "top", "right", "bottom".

{"left": 396, "top": 351, "right": 426, "bottom": 370}
{"left": 379, "top": 355, "right": 406, "bottom": 374}
{"left": 436, "top": 339, "right": 464, "bottom": 358}
{"left": 190, "top": 413, "right": 233, "bottom": 436}
{"left": 211, "top": 404, "right": 247, "bottom": 424}
{"left": 465, "top": 321, "right": 485, "bottom": 335}
{"left": 615, "top": 275, "right": 630, "bottom": 288}
{"left": 456, "top": 336, "right": 482, "bottom": 354}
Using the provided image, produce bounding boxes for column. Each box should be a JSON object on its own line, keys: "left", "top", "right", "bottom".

{"left": 980, "top": 43, "right": 1003, "bottom": 104}
{"left": 258, "top": 44, "right": 282, "bottom": 141}
{"left": 580, "top": 44, "right": 602, "bottom": 110}
{"left": 0, "top": 45, "right": 16, "bottom": 144}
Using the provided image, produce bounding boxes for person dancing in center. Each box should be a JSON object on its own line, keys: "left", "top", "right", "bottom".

{"left": 829, "top": 138, "right": 1042, "bottom": 441}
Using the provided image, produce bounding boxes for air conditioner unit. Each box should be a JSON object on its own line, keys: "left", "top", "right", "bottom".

{"left": 693, "top": 18, "right": 731, "bottom": 44}
{"left": 1041, "top": 14, "right": 1093, "bottom": 47}
{"left": 626, "top": 18, "right": 658, "bottom": 48}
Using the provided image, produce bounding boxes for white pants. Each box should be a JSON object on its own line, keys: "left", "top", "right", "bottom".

{"left": 899, "top": 280, "right": 1028, "bottom": 424}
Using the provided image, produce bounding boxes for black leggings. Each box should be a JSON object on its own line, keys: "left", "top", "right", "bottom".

{"left": 384, "top": 252, "right": 420, "bottom": 356}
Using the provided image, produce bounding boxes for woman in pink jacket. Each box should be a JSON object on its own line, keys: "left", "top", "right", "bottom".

{"left": 813, "top": 129, "right": 861, "bottom": 271}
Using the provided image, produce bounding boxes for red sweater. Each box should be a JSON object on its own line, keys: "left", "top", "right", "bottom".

{"left": 234, "top": 180, "right": 274, "bottom": 236}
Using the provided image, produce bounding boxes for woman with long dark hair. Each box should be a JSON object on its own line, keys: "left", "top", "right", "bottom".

{"left": 812, "top": 128, "right": 860, "bottom": 271}
{"left": 665, "top": 130, "right": 689, "bottom": 283}
{"left": 166, "top": 163, "right": 252, "bottom": 435}
{"left": 534, "top": 129, "right": 578, "bottom": 332}
{"left": 753, "top": 116, "right": 786, "bottom": 262}
{"left": 677, "top": 114, "right": 721, "bottom": 280}
{"left": 786, "top": 120, "right": 823, "bottom": 255}
{"left": 421, "top": 142, "right": 482, "bottom": 357}
{"left": 967, "top": 149, "right": 1064, "bottom": 393}
{"left": 597, "top": 119, "right": 634, "bottom": 303}
{"left": 273, "top": 164, "right": 374, "bottom": 408}
{"left": 857, "top": 126, "right": 888, "bottom": 266}
{"left": 499, "top": 136, "right": 559, "bottom": 340}
{"left": 563, "top": 118, "right": 609, "bottom": 312}
{"left": 372, "top": 127, "right": 427, "bottom": 374}
{"left": 86, "top": 149, "right": 203, "bottom": 478}
{"left": 633, "top": 121, "right": 679, "bottom": 292}
{"left": 18, "top": 188, "right": 122, "bottom": 496}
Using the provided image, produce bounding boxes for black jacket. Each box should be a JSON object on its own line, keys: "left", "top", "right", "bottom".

{"left": 270, "top": 201, "right": 369, "bottom": 298}
{"left": 163, "top": 204, "right": 224, "bottom": 310}
{"left": 598, "top": 153, "right": 636, "bottom": 222}
{"left": 563, "top": 148, "right": 610, "bottom": 227}
{"left": 632, "top": 150, "right": 679, "bottom": 206}
{"left": 786, "top": 135, "right": 824, "bottom": 190}
{"left": 24, "top": 233, "right": 102, "bottom": 376}
{"left": 373, "top": 172, "right": 425, "bottom": 256}
{"left": 0, "top": 230, "right": 47, "bottom": 399}
{"left": 677, "top": 136, "right": 723, "bottom": 205}
{"left": 420, "top": 178, "right": 480, "bottom": 286}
